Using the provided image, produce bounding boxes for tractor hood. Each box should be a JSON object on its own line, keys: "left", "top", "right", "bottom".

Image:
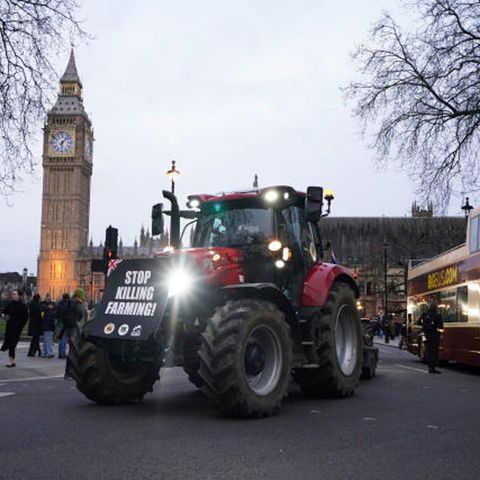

{"left": 87, "top": 248, "right": 245, "bottom": 342}
{"left": 155, "top": 247, "right": 245, "bottom": 286}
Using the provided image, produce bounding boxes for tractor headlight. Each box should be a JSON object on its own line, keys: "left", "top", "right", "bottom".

{"left": 167, "top": 269, "right": 193, "bottom": 298}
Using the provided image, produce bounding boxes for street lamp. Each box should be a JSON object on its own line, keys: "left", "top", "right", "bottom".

{"left": 383, "top": 240, "right": 389, "bottom": 343}
{"left": 461, "top": 197, "right": 473, "bottom": 222}
{"left": 166, "top": 160, "right": 181, "bottom": 194}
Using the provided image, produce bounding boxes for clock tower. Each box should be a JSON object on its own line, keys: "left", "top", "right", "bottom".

{"left": 37, "top": 50, "right": 94, "bottom": 299}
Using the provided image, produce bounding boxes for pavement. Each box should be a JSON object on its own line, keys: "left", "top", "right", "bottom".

{"left": 0, "top": 342, "right": 65, "bottom": 381}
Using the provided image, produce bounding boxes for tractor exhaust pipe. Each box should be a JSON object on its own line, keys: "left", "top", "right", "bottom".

{"left": 162, "top": 190, "right": 180, "bottom": 249}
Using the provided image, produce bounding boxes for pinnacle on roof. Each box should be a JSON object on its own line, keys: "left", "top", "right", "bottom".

{"left": 60, "top": 49, "right": 82, "bottom": 86}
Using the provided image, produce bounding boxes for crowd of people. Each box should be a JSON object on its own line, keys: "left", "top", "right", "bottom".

{"left": 369, "top": 314, "right": 406, "bottom": 344}
{"left": 0, "top": 288, "right": 87, "bottom": 369}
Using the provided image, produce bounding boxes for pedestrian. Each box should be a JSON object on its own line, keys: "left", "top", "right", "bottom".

{"left": 398, "top": 322, "right": 407, "bottom": 350}
{"left": 420, "top": 299, "right": 443, "bottom": 374}
{"left": 42, "top": 301, "right": 57, "bottom": 358}
{"left": 1, "top": 290, "right": 28, "bottom": 367}
{"left": 56, "top": 293, "right": 70, "bottom": 359}
{"left": 27, "top": 294, "right": 43, "bottom": 357}
{"left": 64, "top": 288, "right": 87, "bottom": 379}
{"left": 41, "top": 292, "right": 51, "bottom": 309}
{"left": 381, "top": 314, "right": 391, "bottom": 344}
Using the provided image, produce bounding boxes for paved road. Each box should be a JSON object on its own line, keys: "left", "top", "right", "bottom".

{"left": 0, "top": 344, "right": 479, "bottom": 480}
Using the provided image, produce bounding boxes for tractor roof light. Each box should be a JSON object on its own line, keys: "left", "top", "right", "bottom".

{"left": 261, "top": 186, "right": 298, "bottom": 204}
{"left": 187, "top": 199, "right": 200, "bottom": 209}
{"left": 264, "top": 190, "right": 280, "bottom": 203}
{"left": 186, "top": 196, "right": 202, "bottom": 209}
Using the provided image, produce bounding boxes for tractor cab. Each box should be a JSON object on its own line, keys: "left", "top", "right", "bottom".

{"left": 158, "top": 186, "right": 333, "bottom": 304}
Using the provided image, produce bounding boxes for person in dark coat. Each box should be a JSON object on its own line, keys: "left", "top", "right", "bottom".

{"left": 42, "top": 301, "right": 57, "bottom": 358}
{"left": 64, "top": 288, "right": 87, "bottom": 379}
{"left": 56, "top": 293, "right": 70, "bottom": 359}
{"left": 27, "top": 294, "right": 42, "bottom": 357}
{"left": 1, "top": 290, "right": 28, "bottom": 367}
{"left": 420, "top": 300, "right": 444, "bottom": 374}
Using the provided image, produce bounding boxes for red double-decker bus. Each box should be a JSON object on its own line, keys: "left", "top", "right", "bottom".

{"left": 407, "top": 209, "right": 480, "bottom": 367}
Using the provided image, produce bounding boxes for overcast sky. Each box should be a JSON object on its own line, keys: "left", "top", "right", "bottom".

{"left": 0, "top": 0, "right": 466, "bottom": 275}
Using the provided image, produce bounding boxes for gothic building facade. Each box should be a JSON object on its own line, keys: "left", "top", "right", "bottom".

{"left": 321, "top": 213, "right": 466, "bottom": 317}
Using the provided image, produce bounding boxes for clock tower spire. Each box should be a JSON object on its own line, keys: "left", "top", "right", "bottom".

{"left": 37, "top": 49, "right": 94, "bottom": 299}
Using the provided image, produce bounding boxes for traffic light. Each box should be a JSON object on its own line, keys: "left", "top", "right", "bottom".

{"left": 103, "top": 225, "right": 118, "bottom": 272}
{"left": 151, "top": 203, "right": 164, "bottom": 236}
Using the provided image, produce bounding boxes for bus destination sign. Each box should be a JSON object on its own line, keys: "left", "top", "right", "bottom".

{"left": 427, "top": 265, "right": 458, "bottom": 291}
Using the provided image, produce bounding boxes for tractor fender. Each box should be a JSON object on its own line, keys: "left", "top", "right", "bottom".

{"left": 301, "top": 262, "right": 359, "bottom": 307}
{"left": 221, "top": 283, "right": 302, "bottom": 351}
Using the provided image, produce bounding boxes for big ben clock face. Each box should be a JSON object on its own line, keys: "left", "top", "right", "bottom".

{"left": 85, "top": 136, "right": 92, "bottom": 160}
{"left": 50, "top": 131, "right": 74, "bottom": 154}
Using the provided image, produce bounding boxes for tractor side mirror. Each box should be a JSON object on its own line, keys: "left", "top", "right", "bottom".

{"left": 151, "top": 203, "right": 164, "bottom": 236}
{"left": 305, "top": 186, "right": 323, "bottom": 222}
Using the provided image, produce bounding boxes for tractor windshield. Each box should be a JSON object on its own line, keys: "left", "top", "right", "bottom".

{"left": 193, "top": 201, "right": 274, "bottom": 248}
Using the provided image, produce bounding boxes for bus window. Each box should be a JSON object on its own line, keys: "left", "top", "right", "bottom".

{"left": 470, "top": 215, "right": 479, "bottom": 253}
{"left": 410, "top": 297, "right": 428, "bottom": 325}
{"left": 439, "top": 289, "right": 457, "bottom": 323}
{"left": 457, "top": 285, "right": 468, "bottom": 322}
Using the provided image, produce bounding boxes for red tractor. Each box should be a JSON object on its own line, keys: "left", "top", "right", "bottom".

{"left": 69, "top": 185, "right": 372, "bottom": 417}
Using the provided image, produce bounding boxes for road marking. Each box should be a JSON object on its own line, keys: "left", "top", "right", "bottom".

{"left": 426, "top": 425, "right": 439, "bottom": 429}
{"left": 395, "top": 364, "right": 428, "bottom": 374}
{"left": 0, "top": 392, "right": 15, "bottom": 398}
{"left": 363, "top": 417, "right": 377, "bottom": 421}
{"left": 0, "top": 374, "right": 63, "bottom": 384}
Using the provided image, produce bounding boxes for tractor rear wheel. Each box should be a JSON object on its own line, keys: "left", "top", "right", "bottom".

{"left": 198, "top": 299, "right": 292, "bottom": 418}
{"left": 68, "top": 332, "right": 161, "bottom": 404}
{"left": 295, "top": 282, "right": 362, "bottom": 397}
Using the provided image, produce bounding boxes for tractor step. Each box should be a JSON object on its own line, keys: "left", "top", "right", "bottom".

{"left": 300, "top": 363, "right": 320, "bottom": 369}
{"left": 301, "top": 341, "right": 314, "bottom": 346}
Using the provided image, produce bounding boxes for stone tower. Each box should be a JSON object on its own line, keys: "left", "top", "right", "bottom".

{"left": 37, "top": 50, "right": 93, "bottom": 299}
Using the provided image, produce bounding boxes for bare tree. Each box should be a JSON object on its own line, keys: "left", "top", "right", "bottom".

{"left": 345, "top": 0, "right": 480, "bottom": 207}
{"left": 0, "top": 0, "right": 86, "bottom": 195}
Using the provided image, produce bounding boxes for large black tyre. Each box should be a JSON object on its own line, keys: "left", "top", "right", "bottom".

{"left": 198, "top": 299, "right": 292, "bottom": 418}
{"left": 295, "top": 282, "right": 362, "bottom": 397}
{"left": 183, "top": 333, "right": 204, "bottom": 388}
{"left": 68, "top": 332, "right": 161, "bottom": 404}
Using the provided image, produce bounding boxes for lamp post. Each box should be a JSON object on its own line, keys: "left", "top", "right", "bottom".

{"left": 383, "top": 240, "right": 389, "bottom": 343}
{"left": 166, "top": 160, "right": 180, "bottom": 194}
{"left": 461, "top": 197, "right": 473, "bottom": 222}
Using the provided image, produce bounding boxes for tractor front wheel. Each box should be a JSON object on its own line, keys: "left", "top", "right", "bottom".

{"left": 198, "top": 299, "right": 292, "bottom": 418}
{"left": 68, "top": 332, "right": 161, "bottom": 404}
